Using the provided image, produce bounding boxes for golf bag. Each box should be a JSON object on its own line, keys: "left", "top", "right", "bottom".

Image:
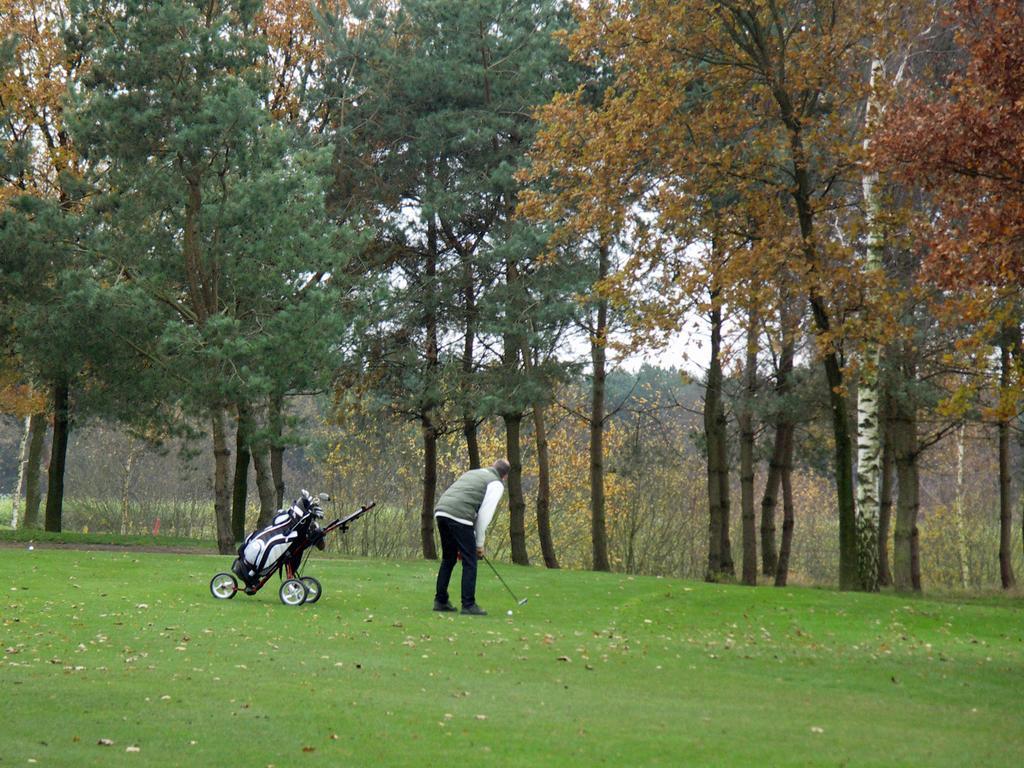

{"left": 232, "top": 491, "right": 325, "bottom": 590}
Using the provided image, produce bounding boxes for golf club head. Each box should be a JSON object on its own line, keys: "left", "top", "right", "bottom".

{"left": 517, "top": 598, "right": 528, "bottom": 606}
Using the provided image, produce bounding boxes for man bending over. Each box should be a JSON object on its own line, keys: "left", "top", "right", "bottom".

{"left": 433, "top": 458, "right": 510, "bottom": 616}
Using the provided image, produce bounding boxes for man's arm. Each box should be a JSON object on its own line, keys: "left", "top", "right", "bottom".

{"left": 474, "top": 480, "right": 505, "bottom": 549}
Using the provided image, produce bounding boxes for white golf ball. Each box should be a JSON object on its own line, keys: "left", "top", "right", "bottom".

{"left": 507, "top": 610, "right": 513, "bottom": 616}
{"left": 27, "top": 545, "right": 34, "bottom": 551}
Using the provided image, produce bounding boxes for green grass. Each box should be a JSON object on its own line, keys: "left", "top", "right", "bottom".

{"left": 2, "top": 550, "right": 1023, "bottom": 767}
{"left": 0, "top": 528, "right": 216, "bottom": 550}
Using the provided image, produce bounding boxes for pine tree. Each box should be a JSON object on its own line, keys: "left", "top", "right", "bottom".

{"left": 321, "top": 0, "right": 579, "bottom": 561}
{"left": 66, "top": 0, "right": 345, "bottom": 552}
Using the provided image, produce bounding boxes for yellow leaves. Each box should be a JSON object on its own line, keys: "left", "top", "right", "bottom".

{"left": 980, "top": 385, "right": 1023, "bottom": 424}
{"left": 524, "top": 0, "right": 916, "bottom": 373}
{"left": 0, "top": 365, "right": 47, "bottom": 417}
{"left": 257, "top": 0, "right": 341, "bottom": 123}
{"left": 936, "top": 384, "right": 974, "bottom": 422}
{"left": 0, "top": 0, "right": 82, "bottom": 200}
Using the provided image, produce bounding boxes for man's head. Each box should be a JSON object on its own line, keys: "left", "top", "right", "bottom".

{"left": 492, "top": 458, "right": 511, "bottom": 480}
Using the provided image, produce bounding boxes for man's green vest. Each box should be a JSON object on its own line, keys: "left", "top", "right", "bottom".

{"left": 435, "top": 467, "right": 500, "bottom": 524}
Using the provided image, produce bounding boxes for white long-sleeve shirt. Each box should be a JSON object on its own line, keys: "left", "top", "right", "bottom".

{"left": 435, "top": 479, "right": 504, "bottom": 548}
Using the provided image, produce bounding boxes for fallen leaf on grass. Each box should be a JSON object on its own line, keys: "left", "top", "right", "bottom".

{"left": 475, "top": 714, "right": 488, "bottom": 721}
{"left": 98, "top": 738, "right": 114, "bottom": 746}
{"left": 556, "top": 656, "right": 571, "bottom": 662}
{"left": 302, "top": 746, "right": 315, "bottom": 753}
{"left": 126, "top": 746, "right": 140, "bottom": 753}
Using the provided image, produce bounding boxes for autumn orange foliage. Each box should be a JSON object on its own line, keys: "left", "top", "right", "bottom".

{"left": 0, "top": 0, "right": 83, "bottom": 203}
{"left": 878, "top": 0, "right": 1024, "bottom": 288}
{"left": 257, "top": 0, "right": 347, "bottom": 124}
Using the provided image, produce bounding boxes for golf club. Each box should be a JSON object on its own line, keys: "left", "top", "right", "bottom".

{"left": 482, "top": 555, "right": 528, "bottom": 606}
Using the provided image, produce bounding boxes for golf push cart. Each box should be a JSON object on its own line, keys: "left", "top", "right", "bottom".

{"left": 209, "top": 490, "right": 374, "bottom": 606}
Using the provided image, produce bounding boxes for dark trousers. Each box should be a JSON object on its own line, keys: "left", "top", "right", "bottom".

{"left": 434, "top": 515, "right": 478, "bottom": 608}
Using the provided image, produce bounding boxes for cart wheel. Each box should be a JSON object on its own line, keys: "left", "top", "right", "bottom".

{"left": 210, "top": 572, "right": 238, "bottom": 600}
{"left": 279, "top": 578, "right": 307, "bottom": 606}
{"left": 301, "top": 576, "right": 322, "bottom": 604}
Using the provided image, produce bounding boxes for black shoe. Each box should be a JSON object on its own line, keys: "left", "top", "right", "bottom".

{"left": 433, "top": 600, "right": 457, "bottom": 612}
{"left": 461, "top": 603, "right": 487, "bottom": 616}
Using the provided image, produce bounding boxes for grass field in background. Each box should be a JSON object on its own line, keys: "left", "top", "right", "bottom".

{"left": 0, "top": 528, "right": 217, "bottom": 550}
{"left": 2, "top": 548, "right": 1023, "bottom": 767}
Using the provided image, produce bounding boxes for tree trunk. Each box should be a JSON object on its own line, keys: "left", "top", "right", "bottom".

{"left": 624, "top": 420, "right": 642, "bottom": 572}
{"left": 269, "top": 393, "right": 286, "bottom": 509}
{"left": 760, "top": 428, "right": 782, "bottom": 578}
{"left": 761, "top": 330, "right": 795, "bottom": 576}
{"left": 239, "top": 402, "right": 277, "bottom": 528}
{"left": 232, "top": 413, "right": 251, "bottom": 542}
{"left": 464, "top": 420, "right": 481, "bottom": 470}
{"left": 504, "top": 413, "right": 530, "bottom": 565}
{"left": 705, "top": 300, "right": 727, "bottom": 580}
{"left": 1020, "top": 402, "right": 1024, "bottom": 570}
{"left": 23, "top": 412, "right": 46, "bottom": 529}
{"left": 952, "top": 423, "right": 969, "bottom": 589}
{"left": 120, "top": 441, "right": 140, "bottom": 535}
{"left": 462, "top": 249, "right": 480, "bottom": 470}
{"left": 421, "top": 413, "right": 438, "bottom": 560}
{"left": 420, "top": 216, "right": 441, "bottom": 561}
{"left": 739, "top": 308, "right": 758, "bottom": 586}
{"left": 717, "top": 394, "right": 734, "bottom": 576}
{"left": 786, "top": 116, "right": 857, "bottom": 590}
{"left": 532, "top": 401, "right": 559, "bottom": 568}
{"left": 211, "top": 406, "right": 235, "bottom": 555}
{"left": 11, "top": 415, "right": 30, "bottom": 528}
{"left": 891, "top": 394, "right": 920, "bottom": 593}
{"left": 44, "top": 379, "right": 70, "bottom": 533}
{"left": 517, "top": 332, "right": 558, "bottom": 569}
{"left": 998, "top": 337, "right": 1016, "bottom": 589}
{"left": 813, "top": 298, "right": 858, "bottom": 591}
{"left": 911, "top": 523, "right": 922, "bottom": 593}
{"left": 1012, "top": 326, "right": 1024, "bottom": 567}
{"left": 855, "top": 353, "right": 883, "bottom": 592}
{"left": 589, "top": 241, "right": 611, "bottom": 572}
{"left": 251, "top": 444, "right": 277, "bottom": 529}
{"left": 854, "top": 55, "right": 886, "bottom": 593}
{"left": 774, "top": 436, "right": 795, "bottom": 587}
{"left": 250, "top": 444, "right": 278, "bottom": 528}
{"left": 877, "top": 428, "right": 894, "bottom": 587}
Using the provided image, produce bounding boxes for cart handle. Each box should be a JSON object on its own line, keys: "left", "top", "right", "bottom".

{"left": 322, "top": 502, "right": 376, "bottom": 535}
